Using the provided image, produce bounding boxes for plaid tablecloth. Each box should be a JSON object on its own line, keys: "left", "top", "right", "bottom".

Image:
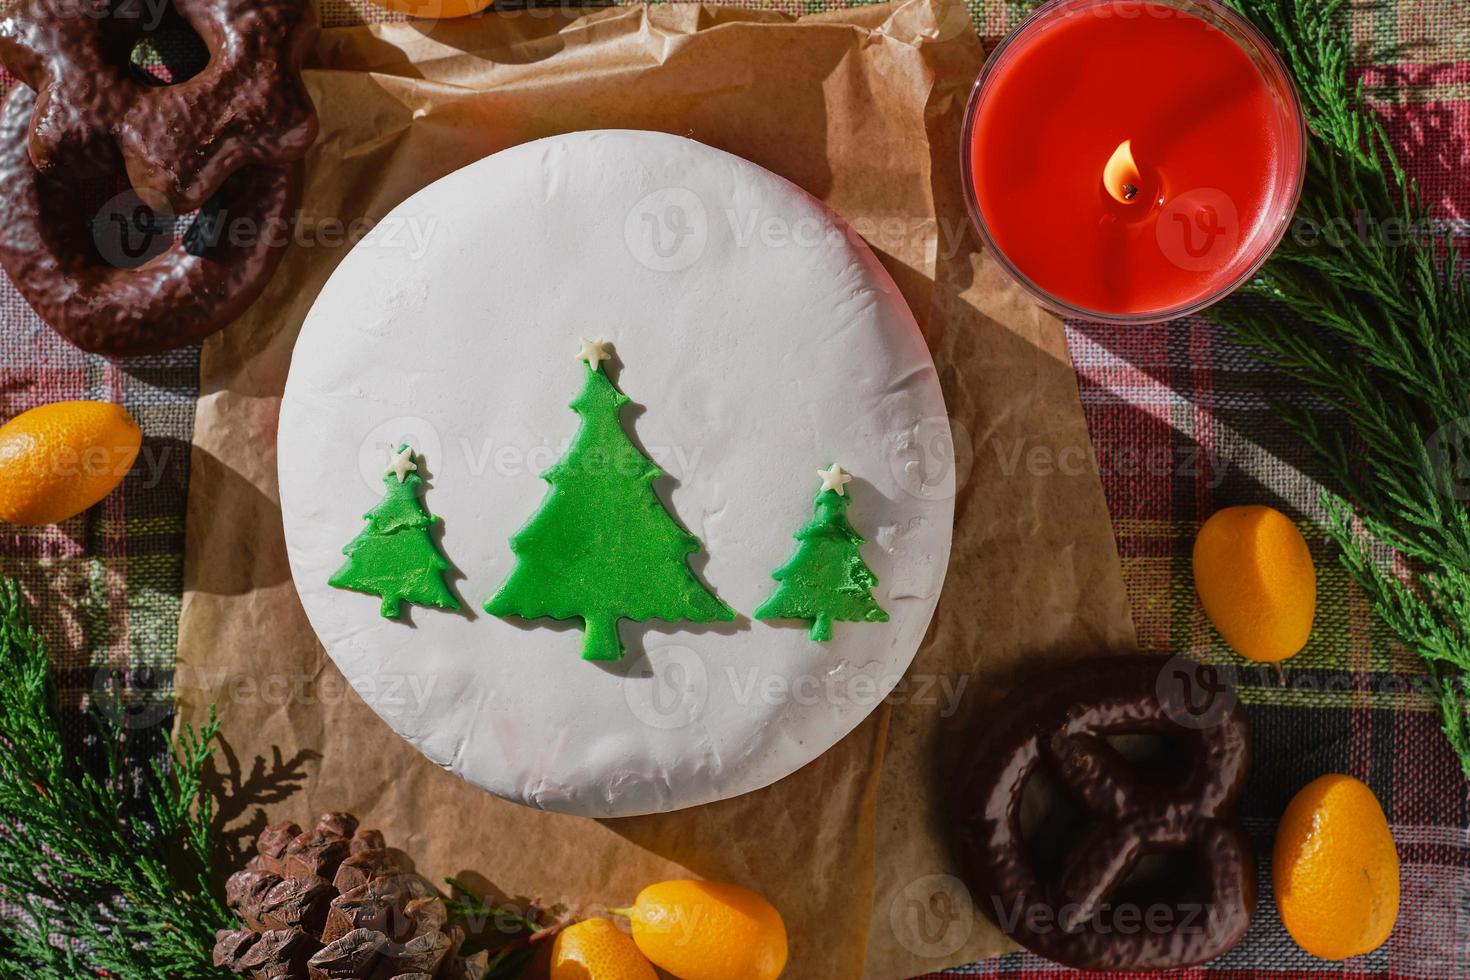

{"left": 0, "top": 1, "right": 1466, "bottom": 977}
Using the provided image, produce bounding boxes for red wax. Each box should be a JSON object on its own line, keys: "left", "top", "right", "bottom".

{"left": 969, "top": 1, "right": 1300, "bottom": 317}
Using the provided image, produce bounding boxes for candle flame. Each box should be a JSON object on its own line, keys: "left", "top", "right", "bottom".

{"left": 1103, "top": 139, "right": 1142, "bottom": 205}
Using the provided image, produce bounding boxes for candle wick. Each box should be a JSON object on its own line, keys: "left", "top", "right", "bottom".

{"left": 1122, "top": 183, "right": 1139, "bottom": 202}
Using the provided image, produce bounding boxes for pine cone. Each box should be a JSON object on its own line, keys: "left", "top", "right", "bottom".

{"left": 215, "top": 812, "right": 488, "bottom": 980}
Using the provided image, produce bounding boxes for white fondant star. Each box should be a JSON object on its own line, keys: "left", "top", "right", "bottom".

{"left": 387, "top": 445, "right": 419, "bottom": 483}
{"left": 817, "top": 463, "right": 852, "bottom": 496}
{"left": 577, "top": 337, "right": 611, "bottom": 372}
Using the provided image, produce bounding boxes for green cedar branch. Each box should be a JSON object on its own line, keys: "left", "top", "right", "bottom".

{"left": 0, "top": 577, "right": 234, "bottom": 977}
{"left": 1210, "top": 0, "right": 1470, "bottom": 775}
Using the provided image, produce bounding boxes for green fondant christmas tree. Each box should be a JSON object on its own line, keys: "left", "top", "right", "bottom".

{"left": 754, "top": 463, "right": 889, "bottom": 642}
{"left": 329, "top": 444, "right": 461, "bottom": 619}
{"left": 484, "top": 338, "right": 734, "bottom": 661}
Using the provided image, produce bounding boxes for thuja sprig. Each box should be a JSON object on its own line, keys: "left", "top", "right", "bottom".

{"left": 1211, "top": 0, "right": 1470, "bottom": 773}
{"left": 0, "top": 577, "right": 233, "bottom": 977}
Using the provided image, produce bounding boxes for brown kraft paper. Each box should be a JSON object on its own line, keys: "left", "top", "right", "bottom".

{"left": 173, "top": 2, "right": 1138, "bottom": 977}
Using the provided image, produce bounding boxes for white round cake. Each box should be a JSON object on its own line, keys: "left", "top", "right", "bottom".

{"left": 278, "top": 130, "right": 955, "bottom": 817}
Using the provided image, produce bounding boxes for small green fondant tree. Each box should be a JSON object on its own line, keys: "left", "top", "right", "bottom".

{"left": 329, "top": 445, "right": 460, "bottom": 619}
{"left": 485, "top": 343, "right": 733, "bottom": 661}
{"left": 755, "top": 472, "right": 889, "bottom": 642}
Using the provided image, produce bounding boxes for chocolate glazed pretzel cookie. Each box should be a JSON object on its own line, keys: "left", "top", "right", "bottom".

{"left": 0, "top": 0, "right": 317, "bottom": 211}
{"left": 0, "top": 88, "right": 304, "bottom": 356}
{"left": 0, "top": 0, "right": 318, "bottom": 356}
{"left": 954, "top": 654, "right": 1255, "bottom": 970}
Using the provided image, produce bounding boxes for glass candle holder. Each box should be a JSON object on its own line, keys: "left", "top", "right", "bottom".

{"left": 962, "top": 0, "right": 1307, "bottom": 323}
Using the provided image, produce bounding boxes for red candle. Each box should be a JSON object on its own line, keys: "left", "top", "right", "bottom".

{"left": 963, "top": 0, "right": 1305, "bottom": 321}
